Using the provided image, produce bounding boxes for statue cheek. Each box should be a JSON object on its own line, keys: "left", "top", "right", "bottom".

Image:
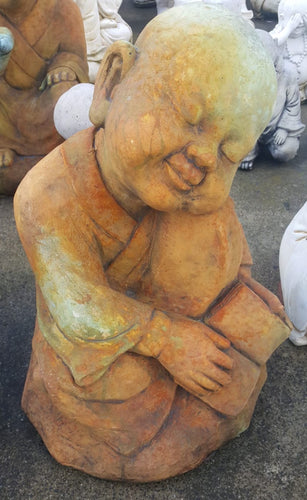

{"left": 112, "top": 114, "right": 148, "bottom": 167}
{"left": 138, "top": 113, "right": 164, "bottom": 159}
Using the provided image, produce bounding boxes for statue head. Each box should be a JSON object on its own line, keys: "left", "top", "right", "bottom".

{"left": 278, "top": 0, "right": 307, "bottom": 34}
{"left": 90, "top": 4, "right": 276, "bottom": 215}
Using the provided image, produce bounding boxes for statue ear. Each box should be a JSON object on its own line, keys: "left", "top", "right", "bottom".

{"left": 89, "top": 41, "right": 138, "bottom": 127}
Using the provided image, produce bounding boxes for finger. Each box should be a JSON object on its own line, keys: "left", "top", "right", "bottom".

{"left": 52, "top": 73, "right": 61, "bottom": 84}
{"left": 204, "top": 328, "right": 230, "bottom": 350}
{"left": 194, "top": 374, "right": 221, "bottom": 392}
{"left": 3, "top": 155, "right": 10, "bottom": 167}
{"left": 66, "top": 71, "right": 76, "bottom": 81}
{"left": 203, "top": 362, "right": 232, "bottom": 387}
{"left": 175, "top": 375, "right": 220, "bottom": 395}
{"left": 209, "top": 346, "right": 234, "bottom": 370}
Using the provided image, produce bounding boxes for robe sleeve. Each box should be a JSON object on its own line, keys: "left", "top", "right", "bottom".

{"left": 14, "top": 141, "right": 171, "bottom": 387}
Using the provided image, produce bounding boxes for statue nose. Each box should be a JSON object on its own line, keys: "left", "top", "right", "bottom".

{"left": 186, "top": 143, "right": 217, "bottom": 172}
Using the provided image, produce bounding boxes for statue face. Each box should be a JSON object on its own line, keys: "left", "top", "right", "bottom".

{"left": 102, "top": 67, "right": 262, "bottom": 215}
{"left": 99, "top": 4, "right": 276, "bottom": 216}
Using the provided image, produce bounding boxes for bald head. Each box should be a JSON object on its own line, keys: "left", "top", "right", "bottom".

{"left": 133, "top": 4, "right": 276, "bottom": 138}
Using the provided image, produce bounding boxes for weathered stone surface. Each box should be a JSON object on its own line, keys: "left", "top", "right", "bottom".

{"left": 1, "top": 4, "right": 305, "bottom": 497}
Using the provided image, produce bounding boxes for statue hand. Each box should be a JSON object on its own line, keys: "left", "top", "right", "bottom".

{"left": 156, "top": 318, "right": 233, "bottom": 397}
{"left": 39, "top": 68, "right": 77, "bottom": 90}
{"left": 273, "top": 128, "right": 288, "bottom": 145}
{"left": 0, "top": 148, "right": 15, "bottom": 168}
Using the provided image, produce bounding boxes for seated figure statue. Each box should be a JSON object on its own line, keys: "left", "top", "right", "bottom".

{"left": 73, "top": 0, "right": 132, "bottom": 83}
{"left": 270, "top": 0, "right": 307, "bottom": 102}
{"left": 0, "top": 0, "right": 88, "bottom": 195}
{"left": 240, "top": 30, "right": 305, "bottom": 170}
{"left": 280, "top": 202, "right": 307, "bottom": 346}
{"left": 14, "top": 5, "right": 290, "bottom": 482}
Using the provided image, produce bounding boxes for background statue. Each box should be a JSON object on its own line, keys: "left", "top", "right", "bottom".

{"left": 0, "top": 0, "right": 88, "bottom": 195}
{"left": 270, "top": 0, "right": 307, "bottom": 102}
{"left": 15, "top": 5, "right": 290, "bottom": 482}
{"left": 73, "top": 0, "right": 132, "bottom": 83}
{"left": 280, "top": 201, "right": 307, "bottom": 346}
{"left": 249, "top": 0, "right": 280, "bottom": 18}
{"left": 240, "top": 30, "right": 305, "bottom": 170}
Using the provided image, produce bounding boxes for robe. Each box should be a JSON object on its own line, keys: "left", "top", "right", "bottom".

{"left": 14, "top": 127, "right": 289, "bottom": 482}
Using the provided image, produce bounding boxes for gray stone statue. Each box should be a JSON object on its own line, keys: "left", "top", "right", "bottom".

{"left": 240, "top": 30, "right": 305, "bottom": 170}
{"left": 0, "top": 27, "right": 13, "bottom": 75}
{"left": 270, "top": 0, "right": 307, "bottom": 102}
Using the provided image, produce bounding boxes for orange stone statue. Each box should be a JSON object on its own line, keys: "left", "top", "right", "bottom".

{"left": 0, "top": 0, "right": 88, "bottom": 195}
{"left": 14, "top": 5, "right": 290, "bottom": 482}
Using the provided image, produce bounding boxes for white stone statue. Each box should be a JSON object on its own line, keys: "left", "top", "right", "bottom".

{"left": 74, "top": 0, "right": 132, "bottom": 83}
{"left": 240, "top": 30, "right": 305, "bottom": 170}
{"left": 270, "top": 0, "right": 307, "bottom": 102}
{"left": 280, "top": 202, "right": 307, "bottom": 346}
{"left": 249, "top": 0, "right": 280, "bottom": 17}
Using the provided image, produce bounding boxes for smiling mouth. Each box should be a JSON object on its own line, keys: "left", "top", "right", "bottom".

{"left": 164, "top": 153, "right": 206, "bottom": 192}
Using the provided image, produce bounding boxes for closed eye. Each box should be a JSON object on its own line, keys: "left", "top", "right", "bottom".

{"left": 219, "top": 145, "right": 237, "bottom": 165}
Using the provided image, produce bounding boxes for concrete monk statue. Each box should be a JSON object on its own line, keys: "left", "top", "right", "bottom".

{"left": 15, "top": 5, "right": 290, "bottom": 482}
{"left": 0, "top": 0, "right": 88, "bottom": 195}
{"left": 240, "top": 30, "right": 305, "bottom": 170}
{"left": 271, "top": 0, "right": 307, "bottom": 102}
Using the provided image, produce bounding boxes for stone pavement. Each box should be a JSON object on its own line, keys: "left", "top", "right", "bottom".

{"left": 0, "top": 3, "right": 306, "bottom": 499}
